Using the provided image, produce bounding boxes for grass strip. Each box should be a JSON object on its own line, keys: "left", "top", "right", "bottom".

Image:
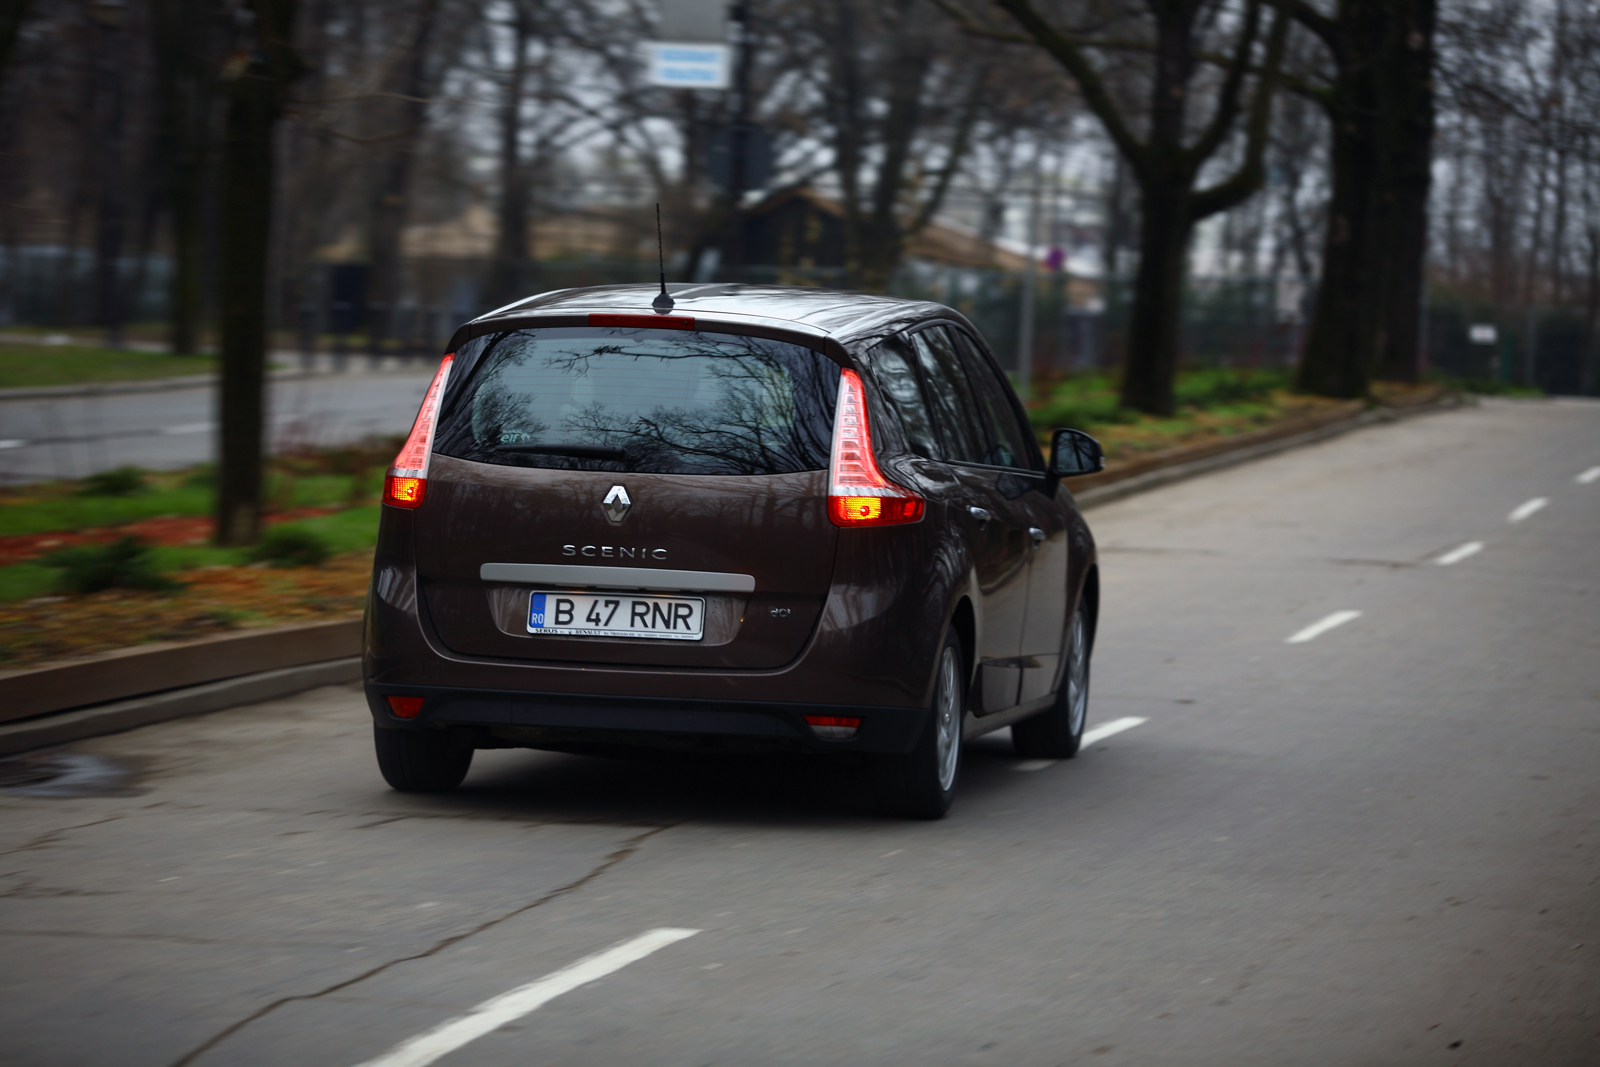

{"left": 0, "top": 342, "right": 216, "bottom": 389}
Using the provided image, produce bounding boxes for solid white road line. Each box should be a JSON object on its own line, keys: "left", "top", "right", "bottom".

{"left": 1435, "top": 541, "right": 1484, "bottom": 566}
{"left": 1015, "top": 717, "right": 1148, "bottom": 770}
{"left": 1578, "top": 466, "right": 1600, "bottom": 485}
{"left": 352, "top": 928, "right": 700, "bottom": 1067}
{"left": 1508, "top": 497, "right": 1549, "bottom": 522}
{"left": 1286, "top": 610, "right": 1362, "bottom": 644}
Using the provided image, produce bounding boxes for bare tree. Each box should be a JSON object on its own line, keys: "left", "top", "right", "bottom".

{"left": 938, "top": 0, "right": 1289, "bottom": 415}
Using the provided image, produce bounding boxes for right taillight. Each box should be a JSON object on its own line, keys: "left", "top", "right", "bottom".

{"left": 383, "top": 353, "right": 454, "bottom": 509}
{"left": 827, "top": 369, "right": 924, "bottom": 527}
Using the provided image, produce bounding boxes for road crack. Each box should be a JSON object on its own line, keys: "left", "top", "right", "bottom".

{"left": 167, "top": 822, "right": 676, "bottom": 1067}
{"left": 0, "top": 814, "right": 124, "bottom": 857}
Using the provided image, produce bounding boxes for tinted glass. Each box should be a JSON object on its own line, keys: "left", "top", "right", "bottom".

{"left": 909, "top": 327, "right": 988, "bottom": 464}
{"left": 434, "top": 327, "right": 839, "bottom": 476}
{"left": 863, "top": 335, "right": 939, "bottom": 459}
{"left": 951, "top": 329, "right": 1034, "bottom": 468}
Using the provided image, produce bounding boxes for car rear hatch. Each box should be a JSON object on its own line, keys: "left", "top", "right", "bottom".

{"left": 412, "top": 317, "right": 842, "bottom": 670}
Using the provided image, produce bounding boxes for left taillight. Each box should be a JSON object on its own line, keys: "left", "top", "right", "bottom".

{"left": 383, "top": 354, "right": 454, "bottom": 509}
{"left": 827, "top": 369, "right": 924, "bottom": 527}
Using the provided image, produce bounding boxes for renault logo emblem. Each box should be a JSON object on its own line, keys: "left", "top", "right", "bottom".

{"left": 601, "top": 485, "right": 631, "bottom": 524}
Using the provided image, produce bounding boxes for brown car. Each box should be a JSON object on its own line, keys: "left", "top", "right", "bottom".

{"left": 363, "top": 283, "right": 1104, "bottom": 818}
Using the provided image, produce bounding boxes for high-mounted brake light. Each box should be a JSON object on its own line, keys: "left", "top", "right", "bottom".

{"left": 589, "top": 312, "right": 695, "bottom": 330}
{"left": 383, "top": 354, "right": 454, "bottom": 509}
{"left": 827, "top": 369, "right": 924, "bottom": 527}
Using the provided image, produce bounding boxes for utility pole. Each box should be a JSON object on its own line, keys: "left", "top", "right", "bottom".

{"left": 1016, "top": 145, "right": 1044, "bottom": 403}
{"left": 726, "top": 1, "right": 754, "bottom": 274}
{"left": 90, "top": 0, "right": 128, "bottom": 350}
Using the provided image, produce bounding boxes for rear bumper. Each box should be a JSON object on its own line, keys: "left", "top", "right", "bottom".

{"left": 365, "top": 682, "right": 927, "bottom": 756}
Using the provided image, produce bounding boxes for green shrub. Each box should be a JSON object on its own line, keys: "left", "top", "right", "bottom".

{"left": 248, "top": 525, "right": 332, "bottom": 568}
{"left": 44, "top": 536, "right": 182, "bottom": 594}
{"left": 78, "top": 466, "right": 147, "bottom": 497}
{"left": 1174, "top": 368, "right": 1287, "bottom": 407}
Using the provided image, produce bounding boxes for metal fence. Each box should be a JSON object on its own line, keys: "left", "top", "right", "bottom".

{"left": 6, "top": 246, "right": 1595, "bottom": 393}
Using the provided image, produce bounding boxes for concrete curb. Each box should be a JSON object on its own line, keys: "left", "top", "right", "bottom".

{"left": 0, "top": 657, "right": 361, "bottom": 756}
{"left": 0, "top": 392, "right": 1465, "bottom": 756}
{"left": 0, "top": 617, "right": 363, "bottom": 725}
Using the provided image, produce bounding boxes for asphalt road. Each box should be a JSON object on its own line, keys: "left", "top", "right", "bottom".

{"left": 0, "top": 363, "right": 435, "bottom": 484}
{"left": 2, "top": 398, "right": 1596, "bottom": 1067}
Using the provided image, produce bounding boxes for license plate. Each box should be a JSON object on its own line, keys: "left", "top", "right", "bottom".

{"left": 526, "top": 590, "right": 704, "bottom": 640}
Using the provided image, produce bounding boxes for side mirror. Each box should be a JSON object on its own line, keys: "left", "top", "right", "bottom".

{"left": 1049, "top": 428, "right": 1106, "bottom": 477}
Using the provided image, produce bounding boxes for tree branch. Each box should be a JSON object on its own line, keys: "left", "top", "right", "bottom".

{"left": 992, "top": 0, "right": 1147, "bottom": 171}
{"left": 908, "top": 63, "right": 988, "bottom": 235}
{"left": 924, "top": 0, "right": 1033, "bottom": 44}
{"left": 1189, "top": 4, "right": 1291, "bottom": 221}
{"left": 1265, "top": 0, "right": 1339, "bottom": 56}
{"left": 1186, "top": 0, "right": 1264, "bottom": 166}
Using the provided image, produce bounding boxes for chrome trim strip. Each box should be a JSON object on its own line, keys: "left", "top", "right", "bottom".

{"left": 479, "top": 562, "right": 755, "bottom": 594}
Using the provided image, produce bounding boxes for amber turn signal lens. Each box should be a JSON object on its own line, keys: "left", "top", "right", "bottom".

{"left": 386, "top": 695, "right": 425, "bottom": 718}
{"left": 384, "top": 475, "right": 425, "bottom": 507}
{"left": 827, "top": 495, "right": 923, "bottom": 526}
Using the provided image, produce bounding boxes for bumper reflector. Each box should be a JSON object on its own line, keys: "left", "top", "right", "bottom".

{"left": 803, "top": 714, "right": 862, "bottom": 740}
{"left": 387, "top": 695, "right": 425, "bottom": 719}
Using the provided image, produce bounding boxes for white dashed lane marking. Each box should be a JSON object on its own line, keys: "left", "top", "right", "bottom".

{"left": 1286, "top": 610, "right": 1362, "bottom": 644}
{"left": 1435, "top": 541, "right": 1484, "bottom": 566}
{"left": 1015, "top": 717, "right": 1149, "bottom": 770}
{"left": 1508, "top": 497, "right": 1549, "bottom": 522}
{"left": 162, "top": 422, "right": 214, "bottom": 435}
{"left": 352, "top": 928, "right": 699, "bottom": 1067}
{"left": 1578, "top": 466, "right": 1600, "bottom": 485}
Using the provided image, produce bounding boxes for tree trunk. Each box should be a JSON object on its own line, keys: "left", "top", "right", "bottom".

{"left": 0, "top": 0, "right": 28, "bottom": 84}
{"left": 1298, "top": 103, "right": 1379, "bottom": 398}
{"left": 92, "top": 7, "right": 127, "bottom": 349}
{"left": 153, "top": 0, "right": 218, "bottom": 356}
{"left": 485, "top": 2, "right": 532, "bottom": 309}
{"left": 1371, "top": 1, "right": 1434, "bottom": 382}
{"left": 215, "top": 0, "right": 296, "bottom": 546}
{"left": 1121, "top": 170, "right": 1194, "bottom": 416}
{"left": 1292, "top": 0, "right": 1436, "bottom": 392}
{"left": 367, "top": 0, "right": 440, "bottom": 339}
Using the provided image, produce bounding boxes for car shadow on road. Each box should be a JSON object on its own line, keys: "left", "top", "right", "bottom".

{"left": 377, "top": 727, "right": 1074, "bottom": 830}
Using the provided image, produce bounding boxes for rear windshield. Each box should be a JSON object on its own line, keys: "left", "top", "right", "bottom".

{"left": 434, "top": 326, "right": 839, "bottom": 476}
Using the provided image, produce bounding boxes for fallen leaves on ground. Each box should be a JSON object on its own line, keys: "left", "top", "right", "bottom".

{"left": 0, "top": 551, "right": 372, "bottom": 669}
{"left": 0, "top": 507, "right": 343, "bottom": 566}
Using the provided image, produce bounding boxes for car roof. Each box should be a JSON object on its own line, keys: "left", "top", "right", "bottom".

{"left": 460, "top": 283, "right": 967, "bottom": 352}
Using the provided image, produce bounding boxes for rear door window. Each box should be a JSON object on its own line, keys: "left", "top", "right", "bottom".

{"left": 950, "top": 328, "right": 1035, "bottom": 469}
{"left": 862, "top": 335, "right": 939, "bottom": 459}
{"left": 434, "top": 326, "right": 839, "bottom": 476}
{"left": 908, "top": 327, "right": 988, "bottom": 464}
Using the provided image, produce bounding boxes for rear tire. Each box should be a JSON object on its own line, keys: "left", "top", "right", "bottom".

{"left": 374, "top": 726, "right": 473, "bottom": 792}
{"left": 872, "top": 630, "right": 965, "bottom": 819}
{"left": 1012, "top": 596, "right": 1091, "bottom": 760}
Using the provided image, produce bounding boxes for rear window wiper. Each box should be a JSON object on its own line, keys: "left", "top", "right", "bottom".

{"left": 494, "top": 443, "right": 628, "bottom": 461}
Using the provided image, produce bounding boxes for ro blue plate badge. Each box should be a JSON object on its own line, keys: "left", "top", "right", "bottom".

{"left": 528, "top": 593, "right": 547, "bottom": 629}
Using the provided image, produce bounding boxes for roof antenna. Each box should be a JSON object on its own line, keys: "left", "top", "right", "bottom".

{"left": 652, "top": 203, "right": 674, "bottom": 312}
